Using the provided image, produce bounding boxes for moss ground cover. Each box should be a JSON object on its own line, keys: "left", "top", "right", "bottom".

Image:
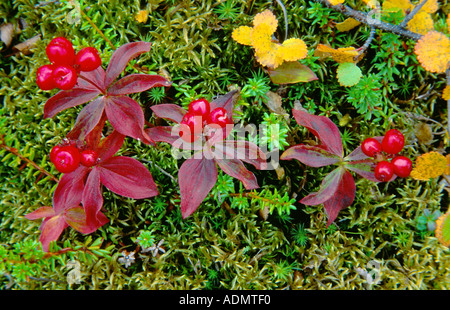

{"left": 0, "top": 0, "right": 449, "bottom": 289}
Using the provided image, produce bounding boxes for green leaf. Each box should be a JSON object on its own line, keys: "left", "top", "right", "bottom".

{"left": 336, "top": 62, "right": 362, "bottom": 87}
{"left": 436, "top": 211, "right": 450, "bottom": 247}
{"left": 267, "top": 61, "right": 318, "bottom": 84}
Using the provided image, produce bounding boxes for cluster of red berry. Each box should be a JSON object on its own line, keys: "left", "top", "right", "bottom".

{"left": 36, "top": 37, "right": 102, "bottom": 91}
{"left": 179, "top": 98, "right": 232, "bottom": 142}
{"left": 361, "top": 129, "right": 412, "bottom": 182}
{"left": 50, "top": 141, "right": 99, "bottom": 173}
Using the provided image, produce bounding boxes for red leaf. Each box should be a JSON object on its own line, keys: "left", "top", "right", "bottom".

{"left": 145, "top": 126, "right": 179, "bottom": 146}
{"left": 300, "top": 167, "right": 344, "bottom": 206}
{"left": 292, "top": 109, "right": 343, "bottom": 157}
{"left": 150, "top": 104, "right": 186, "bottom": 124}
{"left": 105, "top": 95, "right": 152, "bottom": 143}
{"left": 344, "top": 160, "right": 378, "bottom": 182}
{"left": 25, "top": 206, "right": 55, "bottom": 220}
{"left": 105, "top": 41, "right": 152, "bottom": 87}
{"left": 179, "top": 157, "right": 218, "bottom": 219}
{"left": 209, "top": 90, "right": 239, "bottom": 118}
{"left": 212, "top": 140, "right": 267, "bottom": 170}
{"left": 78, "top": 66, "right": 106, "bottom": 92}
{"left": 82, "top": 166, "right": 104, "bottom": 228}
{"left": 43, "top": 88, "right": 100, "bottom": 118}
{"left": 323, "top": 169, "right": 355, "bottom": 226}
{"left": 215, "top": 158, "right": 259, "bottom": 190}
{"left": 98, "top": 156, "right": 158, "bottom": 199}
{"left": 95, "top": 130, "right": 125, "bottom": 162}
{"left": 67, "top": 97, "right": 106, "bottom": 141}
{"left": 64, "top": 205, "right": 108, "bottom": 234}
{"left": 39, "top": 214, "right": 68, "bottom": 252}
{"left": 280, "top": 144, "right": 341, "bottom": 167}
{"left": 52, "top": 166, "right": 89, "bottom": 214}
{"left": 107, "top": 74, "right": 171, "bottom": 96}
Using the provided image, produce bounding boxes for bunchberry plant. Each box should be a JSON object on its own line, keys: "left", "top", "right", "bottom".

{"left": 43, "top": 40, "right": 171, "bottom": 143}
{"left": 25, "top": 38, "right": 170, "bottom": 251}
{"left": 146, "top": 90, "right": 267, "bottom": 218}
{"left": 281, "top": 109, "right": 382, "bottom": 226}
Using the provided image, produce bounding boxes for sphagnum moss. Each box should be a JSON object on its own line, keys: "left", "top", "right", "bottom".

{"left": 1, "top": 0, "right": 449, "bottom": 290}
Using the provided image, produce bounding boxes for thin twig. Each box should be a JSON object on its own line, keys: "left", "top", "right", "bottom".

{"left": 140, "top": 159, "right": 177, "bottom": 182}
{"left": 399, "top": 0, "right": 429, "bottom": 28}
{"left": 78, "top": 7, "right": 115, "bottom": 50}
{"left": 275, "top": 0, "right": 289, "bottom": 41}
{"left": 0, "top": 135, "right": 59, "bottom": 183}
{"left": 313, "top": 0, "right": 422, "bottom": 41}
{"left": 355, "top": 26, "right": 376, "bottom": 61}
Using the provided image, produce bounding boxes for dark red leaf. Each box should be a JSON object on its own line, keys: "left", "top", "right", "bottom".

{"left": 78, "top": 66, "right": 106, "bottom": 93}
{"left": 43, "top": 88, "right": 100, "bottom": 118}
{"left": 212, "top": 140, "right": 267, "bottom": 170}
{"left": 150, "top": 104, "right": 186, "bottom": 124}
{"left": 344, "top": 160, "right": 378, "bottom": 182}
{"left": 95, "top": 130, "right": 125, "bottom": 162}
{"left": 292, "top": 109, "right": 343, "bottom": 157}
{"left": 179, "top": 157, "right": 218, "bottom": 219}
{"left": 105, "top": 41, "right": 152, "bottom": 87}
{"left": 215, "top": 158, "right": 259, "bottom": 190}
{"left": 67, "top": 97, "right": 106, "bottom": 141}
{"left": 25, "top": 206, "right": 55, "bottom": 220}
{"left": 52, "top": 166, "right": 89, "bottom": 214}
{"left": 323, "top": 169, "right": 355, "bottom": 226}
{"left": 209, "top": 90, "right": 239, "bottom": 118}
{"left": 280, "top": 144, "right": 341, "bottom": 167}
{"left": 64, "top": 205, "right": 108, "bottom": 234}
{"left": 300, "top": 167, "right": 344, "bottom": 206}
{"left": 81, "top": 167, "right": 104, "bottom": 228}
{"left": 98, "top": 156, "right": 158, "bottom": 199}
{"left": 105, "top": 95, "right": 152, "bottom": 143}
{"left": 107, "top": 74, "right": 171, "bottom": 96}
{"left": 38, "top": 214, "right": 68, "bottom": 252}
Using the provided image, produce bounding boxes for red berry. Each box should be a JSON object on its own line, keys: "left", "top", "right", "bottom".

{"left": 188, "top": 98, "right": 210, "bottom": 118}
{"left": 179, "top": 112, "right": 203, "bottom": 143}
{"left": 382, "top": 129, "right": 405, "bottom": 154}
{"left": 80, "top": 149, "right": 99, "bottom": 167}
{"left": 36, "top": 64, "right": 56, "bottom": 90}
{"left": 46, "top": 37, "right": 75, "bottom": 66}
{"left": 374, "top": 161, "right": 394, "bottom": 182}
{"left": 50, "top": 145, "right": 62, "bottom": 163}
{"left": 52, "top": 65, "right": 78, "bottom": 90}
{"left": 74, "top": 47, "right": 102, "bottom": 71}
{"left": 206, "top": 107, "right": 231, "bottom": 128}
{"left": 51, "top": 145, "right": 80, "bottom": 173}
{"left": 391, "top": 155, "right": 412, "bottom": 178}
{"left": 361, "top": 137, "right": 382, "bottom": 157}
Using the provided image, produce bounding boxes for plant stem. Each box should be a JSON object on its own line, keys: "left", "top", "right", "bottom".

{"left": 399, "top": 0, "right": 429, "bottom": 28}
{"left": 78, "top": 6, "right": 115, "bottom": 50}
{"left": 313, "top": 0, "right": 422, "bottom": 41}
{"left": 275, "top": 0, "right": 289, "bottom": 41}
{"left": 0, "top": 134, "right": 59, "bottom": 183}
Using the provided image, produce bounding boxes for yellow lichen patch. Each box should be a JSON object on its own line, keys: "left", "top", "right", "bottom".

{"left": 382, "top": 0, "right": 413, "bottom": 12}
{"left": 135, "top": 10, "right": 149, "bottom": 23}
{"left": 253, "top": 9, "right": 278, "bottom": 34}
{"left": 435, "top": 211, "right": 450, "bottom": 247}
{"left": 443, "top": 85, "right": 450, "bottom": 101}
{"left": 232, "top": 26, "right": 253, "bottom": 46}
{"left": 328, "top": 0, "right": 345, "bottom": 5}
{"left": 421, "top": 0, "right": 438, "bottom": 14}
{"left": 407, "top": 12, "right": 434, "bottom": 35}
{"left": 315, "top": 44, "right": 359, "bottom": 63}
{"left": 414, "top": 31, "right": 450, "bottom": 73}
{"left": 335, "top": 18, "right": 361, "bottom": 32}
{"left": 410, "top": 151, "right": 448, "bottom": 180}
{"left": 278, "top": 38, "right": 308, "bottom": 61}
{"left": 447, "top": 14, "right": 450, "bottom": 33}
